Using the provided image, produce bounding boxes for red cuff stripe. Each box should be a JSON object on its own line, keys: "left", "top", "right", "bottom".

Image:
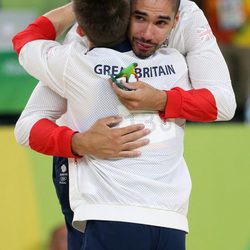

{"left": 12, "top": 16, "right": 56, "bottom": 55}
{"left": 160, "top": 87, "right": 217, "bottom": 122}
{"left": 29, "top": 118, "right": 79, "bottom": 158}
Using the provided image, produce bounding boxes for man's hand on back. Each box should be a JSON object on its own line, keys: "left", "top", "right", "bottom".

{"left": 71, "top": 116, "right": 150, "bottom": 158}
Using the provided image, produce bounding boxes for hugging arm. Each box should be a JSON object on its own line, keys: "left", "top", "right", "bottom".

{"left": 15, "top": 83, "right": 150, "bottom": 158}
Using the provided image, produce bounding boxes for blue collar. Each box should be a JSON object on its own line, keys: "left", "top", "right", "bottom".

{"left": 111, "top": 39, "right": 132, "bottom": 52}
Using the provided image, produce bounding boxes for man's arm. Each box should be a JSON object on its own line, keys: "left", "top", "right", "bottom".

{"left": 12, "top": 3, "right": 78, "bottom": 96}
{"left": 13, "top": 3, "right": 75, "bottom": 55}
{"left": 176, "top": 4, "right": 236, "bottom": 121}
{"left": 111, "top": 79, "right": 218, "bottom": 122}
{"left": 15, "top": 82, "right": 150, "bottom": 158}
{"left": 14, "top": 83, "right": 67, "bottom": 147}
{"left": 13, "top": 11, "right": 79, "bottom": 157}
{"left": 14, "top": 83, "right": 76, "bottom": 157}
{"left": 43, "top": 3, "right": 75, "bottom": 37}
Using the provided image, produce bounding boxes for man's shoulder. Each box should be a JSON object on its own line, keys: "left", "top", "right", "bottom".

{"left": 168, "top": 0, "right": 206, "bottom": 53}
{"left": 178, "top": 0, "right": 203, "bottom": 26}
{"left": 156, "top": 47, "right": 185, "bottom": 59}
{"left": 88, "top": 47, "right": 134, "bottom": 58}
{"left": 179, "top": 0, "right": 200, "bottom": 16}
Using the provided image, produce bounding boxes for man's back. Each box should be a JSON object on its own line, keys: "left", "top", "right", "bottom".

{"left": 19, "top": 38, "right": 192, "bottom": 233}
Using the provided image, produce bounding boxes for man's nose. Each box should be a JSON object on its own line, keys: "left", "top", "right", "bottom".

{"left": 141, "top": 24, "right": 155, "bottom": 41}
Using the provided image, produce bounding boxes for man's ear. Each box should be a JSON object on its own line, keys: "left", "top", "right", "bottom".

{"left": 173, "top": 11, "right": 180, "bottom": 28}
{"left": 76, "top": 25, "right": 85, "bottom": 37}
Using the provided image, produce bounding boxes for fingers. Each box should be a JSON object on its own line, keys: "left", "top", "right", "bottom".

{"left": 98, "top": 116, "right": 123, "bottom": 126}
{"left": 111, "top": 82, "right": 126, "bottom": 94}
{"left": 116, "top": 150, "right": 142, "bottom": 158}
{"left": 122, "top": 138, "right": 150, "bottom": 151}
{"left": 111, "top": 82, "right": 136, "bottom": 99}
{"left": 120, "top": 81, "right": 137, "bottom": 90}
{"left": 116, "top": 139, "right": 150, "bottom": 158}
{"left": 118, "top": 127, "right": 150, "bottom": 155}
{"left": 112, "top": 126, "right": 150, "bottom": 158}
{"left": 120, "top": 127, "right": 150, "bottom": 143}
{"left": 114, "top": 123, "right": 146, "bottom": 136}
{"left": 110, "top": 78, "right": 137, "bottom": 91}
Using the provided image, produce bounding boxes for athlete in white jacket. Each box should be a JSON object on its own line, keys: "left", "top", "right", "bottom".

{"left": 15, "top": 0, "right": 192, "bottom": 228}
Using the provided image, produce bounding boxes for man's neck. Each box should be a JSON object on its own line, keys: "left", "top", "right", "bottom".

{"left": 89, "top": 38, "right": 131, "bottom": 53}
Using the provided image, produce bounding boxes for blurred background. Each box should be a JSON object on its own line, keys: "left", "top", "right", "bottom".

{"left": 0, "top": 0, "right": 250, "bottom": 249}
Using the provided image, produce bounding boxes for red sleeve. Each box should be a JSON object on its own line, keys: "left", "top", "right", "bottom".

{"left": 29, "top": 118, "right": 80, "bottom": 158}
{"left": 12, "top": 16, "right": 56, "bottom": 55}
{"left": 159, "top": 87, "right": 217, "bottom": 122}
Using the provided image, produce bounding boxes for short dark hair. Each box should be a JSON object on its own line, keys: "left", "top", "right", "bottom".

{"left": 73, "top": 0, "right": 130, "bottom": 47}
{"left": 170, "top": 0, "right": 181, "bottom": 15}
